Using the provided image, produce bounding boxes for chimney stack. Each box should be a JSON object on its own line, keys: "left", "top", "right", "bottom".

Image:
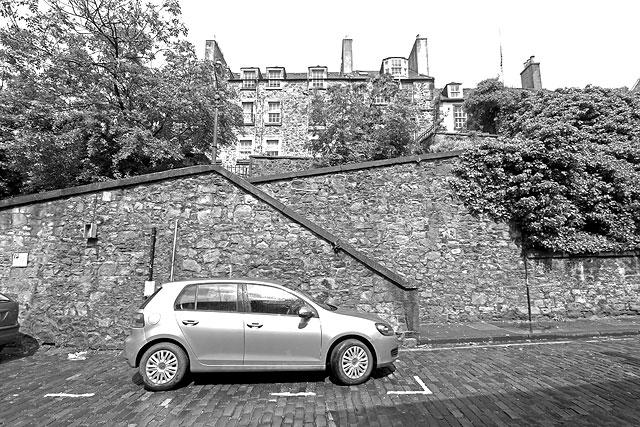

{"left": 520, "top": 56, "right": 542, "bottom": 89}
{"left": 408, "top": 36, "right": 429, "bottom": 76}
{"left": 341, "top": 38, "right": 353, "bottom": 75}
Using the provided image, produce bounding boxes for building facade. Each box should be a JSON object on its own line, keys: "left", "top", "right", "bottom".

{"left": 437, "top": 82, "right": 469, "bottom": 133}
{"left": 205, "top": 38, "right": 436, "bottom": 166}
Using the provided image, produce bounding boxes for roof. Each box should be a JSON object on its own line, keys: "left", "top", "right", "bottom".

{"left": 230, "top": 69, "right": 433, "bottom": 82}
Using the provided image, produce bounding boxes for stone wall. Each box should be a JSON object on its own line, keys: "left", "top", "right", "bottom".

{"left": 0, "top": 169, "right": 406, "bottom": 348}
{"left": 253, "top": 157, "right": 526, "bottom": 323}
{"left": 525, "top": 255, "right": 640, "bottom": 319}
{"left": 1, "top": 152, "right": 639, "bottom": 348}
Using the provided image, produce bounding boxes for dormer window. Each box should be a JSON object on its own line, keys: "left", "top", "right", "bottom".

{"left": 448, "top": 84, "right": 461, "bottom": 98}
{"left": 381, "top": 57, "right": 408, "bottom": 78}
{"left": 267, "top": 68, "right": 284, "bottom": 89}
{"left": 308, "top": 67, "right": 327, "bottom": 89}
{"left": 241, "top": 68, "right": 258, "bottom": 90}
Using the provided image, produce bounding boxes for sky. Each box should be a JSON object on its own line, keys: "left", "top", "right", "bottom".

{"left": 179, "top": 0, "right": 639, "bottom": 90}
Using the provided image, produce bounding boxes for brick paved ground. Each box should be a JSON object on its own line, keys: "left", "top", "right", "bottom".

{"left": 1, "top": 337, "right": 640, "bottom": 426}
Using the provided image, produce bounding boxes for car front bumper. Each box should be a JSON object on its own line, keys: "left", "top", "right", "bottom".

{"left": 375, "top": 335, "right": 400, "bottom": 368}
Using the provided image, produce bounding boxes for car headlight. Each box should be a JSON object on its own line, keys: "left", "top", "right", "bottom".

{"left": 375, "top": 322, "right": 394, "bottom": 336}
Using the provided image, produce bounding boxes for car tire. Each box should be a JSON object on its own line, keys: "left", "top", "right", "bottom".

{"left": 330, "top": 339, "right": 374, "bottom": 385}
{"left": 139, "top": 342, "right": 188, "bottom": 391}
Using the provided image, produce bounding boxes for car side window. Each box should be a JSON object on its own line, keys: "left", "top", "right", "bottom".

{"left": 196, "top": 284, "right": 238, "bottom": 312}
{"left": 175, "top": 285, "right": 196, "bottom": 310}
{"left": 246, "top": 284, "right": 304, "bottom": 316}
{"left": 174, "top": 284, "right": 238, "bottom": 312}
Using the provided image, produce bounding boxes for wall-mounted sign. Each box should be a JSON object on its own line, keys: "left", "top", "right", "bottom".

{"left": 12, "top": 252, "right": 28, "bottom": 267}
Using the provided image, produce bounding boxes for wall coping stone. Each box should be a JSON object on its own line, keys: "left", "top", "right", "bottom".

{"left": 248, "top": 150, "right": 464, "bottom": 183}
{"left": 0, "top": 165, "right": 218, "bottom": 210}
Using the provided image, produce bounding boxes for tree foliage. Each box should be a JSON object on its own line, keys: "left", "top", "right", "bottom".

{"left": 463, "top": 78, "right": 518, "bottom": 134}
{"left": 307, "top": 74, "right": 418, "bottom": 166}
{"left": 453, "top": 85, "right": 640, "bottom": 254}
{"left": 0, "top": 0, "right": 242, "bottom": 196}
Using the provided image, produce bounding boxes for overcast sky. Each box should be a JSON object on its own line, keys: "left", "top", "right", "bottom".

{"left": 179, "top": 0, "right": 639, "bottom": 90}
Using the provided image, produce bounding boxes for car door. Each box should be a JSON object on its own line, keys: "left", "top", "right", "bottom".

{"left": 174, "top": 283, "right": 244, "bottom": 366}
{"left": 242, "top": 284, "right": 322, "bottom": 367}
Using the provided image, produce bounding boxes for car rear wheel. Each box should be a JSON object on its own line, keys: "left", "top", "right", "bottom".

{"left": 139, "top": 342, "right": 188, "bottom": 391}
{"left": 330, "top": 339, "right": 373, "bottom": 385}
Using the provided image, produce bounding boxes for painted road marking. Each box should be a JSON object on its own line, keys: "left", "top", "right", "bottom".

{"left": 388, "top": 375, "right": 433, "bottom": 395}
{"left": 160, "top": 398, "right": 172, "bottom": 408}
{"left": 403, "top": 340, "right": 573, "bottom": 352}
{"left": 270, "top": 392, "right": 316, "bottom": 397}
{"left": 44, "top": 393, "right": 95, "bottom": 398}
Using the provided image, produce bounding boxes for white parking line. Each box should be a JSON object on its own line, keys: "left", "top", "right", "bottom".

{"left": 387, "top": 375, "right": 433, "bottom": 395}
{"left": 403, "top": 340, "right": 573, "bottom": 352}
{"left": 44, "top": 393, "right": 95, "bottom": 398}
{"left": 270, "top": 392, "right": 316, "bottom": 397}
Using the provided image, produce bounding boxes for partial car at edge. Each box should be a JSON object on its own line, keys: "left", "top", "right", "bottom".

{"left": 124, "top": 279, "right": 399, "bottom": 391}
{"left": 0, "top": 292, "right": 20, "bottom": 352}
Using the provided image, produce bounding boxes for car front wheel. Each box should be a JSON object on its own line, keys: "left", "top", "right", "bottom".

{"left": 330, "top": 339, "right": 374, "bottom": 385}
{"left": 139, "top": 342, "right": 188, "bottom": 391}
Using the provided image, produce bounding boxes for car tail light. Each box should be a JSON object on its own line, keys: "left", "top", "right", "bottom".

{"left": 131, "top": 313, "right": 145, "bottom": 328}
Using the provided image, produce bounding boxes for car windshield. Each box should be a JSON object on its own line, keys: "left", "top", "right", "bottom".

{"left": 294, "top": 288, "right": 337, "bottom": 311}
{"left": 0, "top": 292, "right": 9, "bottom": 302}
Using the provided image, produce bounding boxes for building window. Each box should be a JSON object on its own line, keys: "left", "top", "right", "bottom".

{"left": 391, "top": 59, "right": 402, "bottom": 76}
{"left": 267, "top": 69, "right": 283, "bottom": 89}
{"left": 373, "top": 95, "right": 388, "bottom": 105}
{"left": 309, "top": 68, "right": 327, "bottom": 89}
{"left": 453, "top": 105, "right": 467, "bottom": 130}
{"left": 267, "top": 101, "right": 281, "bottom": 124}
{"left": 265, "top": 139, "right": 280, "bottom": 156}
{"left": 449, "top": 84, "right": 461, "bottom": 98}
{"left": 242, "top": 70, "right": 257, "bottom": 90}
{"left": 238, "top": 139, "right": 253, "bottom": 159}
{"left": 242, "top": 102, "right": 255, "bottom": 125}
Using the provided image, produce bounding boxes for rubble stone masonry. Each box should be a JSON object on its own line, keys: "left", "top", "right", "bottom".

{"left": 0, "top": 153, "right": 639, "bottom": 348}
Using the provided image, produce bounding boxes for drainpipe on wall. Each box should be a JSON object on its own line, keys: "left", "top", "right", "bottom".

{"left": 170, "top": 220, "right": 179, "bottom": 281}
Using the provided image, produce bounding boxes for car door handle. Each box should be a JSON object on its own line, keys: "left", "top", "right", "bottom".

{"left": 182, "top": 320, "right": 199, "bottom": 326}
{"left": 247, "top": 322, "right": 263, "bottom": 329}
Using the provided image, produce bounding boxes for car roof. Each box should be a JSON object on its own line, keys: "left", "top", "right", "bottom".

{"left": 160, "top": 278, "right": 286, "bottom": 288}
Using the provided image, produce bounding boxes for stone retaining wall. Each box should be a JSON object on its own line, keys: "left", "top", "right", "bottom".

{"left": 1, "top": 152, "right": 639, "bottom": 348}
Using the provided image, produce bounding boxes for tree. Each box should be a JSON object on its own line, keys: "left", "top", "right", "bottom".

{"left": 307, "top": 74, "right": 418, "bottom": 166}
{"left": 463, "top": 77, "right": 518, "bottom": 134}
{"left": 452, "top": 85, "right": 640, "bottom": 254}
{"left": 0, "top": 0, "right": 242, "bottom": 196}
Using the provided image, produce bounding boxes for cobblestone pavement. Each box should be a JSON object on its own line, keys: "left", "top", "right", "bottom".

{"left": 1, "top": 337, "right": 640, "bottom": 426}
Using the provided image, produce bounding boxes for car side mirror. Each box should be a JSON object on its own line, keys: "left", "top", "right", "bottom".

{"left": 298, "top": 306, "right": 315, "bottom": 319}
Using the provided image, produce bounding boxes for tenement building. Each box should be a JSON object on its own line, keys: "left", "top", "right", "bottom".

{"left": 205, "top": 37, "right": 436, "bottom": 166}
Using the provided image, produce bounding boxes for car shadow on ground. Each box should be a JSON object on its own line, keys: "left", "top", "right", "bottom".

{"left": 131, "top": 365, "right": 396, "bottom": 389}
{"left": 0, "top": 333, "right": 40, "bottom": 363}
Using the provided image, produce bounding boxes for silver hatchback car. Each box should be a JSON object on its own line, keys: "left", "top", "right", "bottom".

{"left": 124, "top": 279, "right": 399, "bottom": 391}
